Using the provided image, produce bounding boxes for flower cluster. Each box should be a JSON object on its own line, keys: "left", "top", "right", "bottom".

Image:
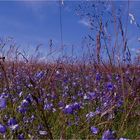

{"left": 0, "top": 62, "right": 139, "bottom": 139}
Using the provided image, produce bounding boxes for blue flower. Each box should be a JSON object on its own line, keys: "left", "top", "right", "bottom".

{"left": 63, "top": 102, "right": 81, "bottom": 115}
{"left": 88, "top": 92, "right": 96, "bottom": 100}
{"left": 8, "top": 118, "right": 17, "bottom": 126}
{"left": 119, "top": 138, "right": 129, "bottom": 140}
{"left": 35, "top": 71, "right": 44, "bottom": 79}
{"left": 18, "top": 133, "right": 24, "bottom": 140}
{"left": 117, "top": 100, "right": 123, "bottom": 107}
{"left": 90, "top": 126, "right": 99, "bottom": 134}
{"left": 0, "top": 123, "right": 6, "bottom": 134}
{"left": 96, "top": 73, "right": 101, "bottom": 81}
{"left": 58, "top": 101, "right": 65, "bottom": 108}
{"left": 63, "top": 104, "right": 73, "bottom": 114}
{"left": 44, "top": 103, "right": 53, "bottom": 110}
{"left": 107, "top": 82, "right": 114, "bottom": 91}
{"left": 102, "top": 129, "right": 116, "bottom": 140}
{"left": 0, "top": 97, "right": 6, "bottom": 109}
{"left": 21, "top": 99, "right": 29, "bottom": 107}
{"left": 30, "top": 115, "right": 35, "bottom": 122}
{"left": 17, "top": 105, "right": 27, "bottom": 114}
{"left": 8, "top": 118, "right": 18, "bottom": 131}
{"left": 77, "top": 92, "right": 83, "bottom": 97}
{"left": 83, "top": 94, "right": 90, "bottom": 100}
{"left": 10, "top": 124, "right": 19, "bottom": 131}
{"left": 86, "top": 112, "right": 95, "bottom": 120}
{"left": 1, "top": 93, "right": 9, "bottom": 98}
{"left": 72, "top": 102, "right": 81, "bottom": 110}
{"left": 26, "top": 94, "right": 33, "bottom": 103}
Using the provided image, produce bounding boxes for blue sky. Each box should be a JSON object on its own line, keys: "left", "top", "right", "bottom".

{"left": 0, "top": 1, "right": 89, "bottom": 58}
{"left": 0, "top": 1, "right": 140, "bottom": 60}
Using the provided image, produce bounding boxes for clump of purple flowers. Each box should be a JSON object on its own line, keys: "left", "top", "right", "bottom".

{"left": 102, "top": 129, "right": 116, "bottom": 140}
{"left": 0, "top": 58, "right": 139, "bottom": 139}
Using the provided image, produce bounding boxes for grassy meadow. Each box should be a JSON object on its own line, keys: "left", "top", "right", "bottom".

{"left": 0, "top": 1, "right": 140, "bottom": 140}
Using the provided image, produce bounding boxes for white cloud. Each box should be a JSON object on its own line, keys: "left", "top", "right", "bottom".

{"left": 21, "top": 1, "right": 45, "bottom": 20}
{"left": 129, "top": 13, "right": 137, "bottom": 25}
{"left": 21, "top": 1, "right": 59, "bottom": 21}
{"left": 78, "top": 18, "right": 91, "bottom": 28}
{"left": 130, "top": 48, "right": 140, "bottom": 55}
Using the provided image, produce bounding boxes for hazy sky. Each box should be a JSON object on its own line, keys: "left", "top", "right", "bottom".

{"left": 0, "top": 1, "right": 140, "bottom": 60}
